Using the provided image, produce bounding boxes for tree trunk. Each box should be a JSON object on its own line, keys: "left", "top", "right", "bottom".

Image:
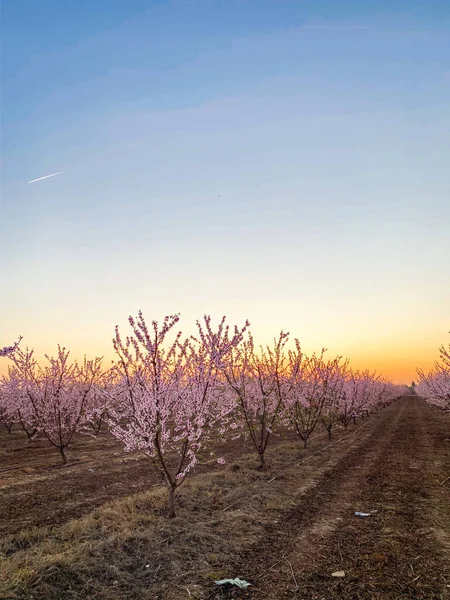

{"left": 327, "top": 423, "right": 332, "bottom": 441}
{"left": 168, "top": 485, "right": 176, "bottom": 518}
{"left": 23, "top": 425, "right": 36, "bottom": 440}
{"left": 92, "top": 420, "right": 103, "bottom": 435}
{"left": 303, "top": 437, "right": 308, "bottom": 449}
{"left": 258, "top": 451, "right": 267, "bottom": 471}
{"left": 59, "top": 446, "right": 68, "bottom": 465}
{"left": 352, "top": 415, "right": 357, "bottom": 425}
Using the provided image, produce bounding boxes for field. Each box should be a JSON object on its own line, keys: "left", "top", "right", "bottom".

{"left": 1, "top": 396, "right": 449, "bottom": 599}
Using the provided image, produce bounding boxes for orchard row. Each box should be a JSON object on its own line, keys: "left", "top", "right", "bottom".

{"left": 1, "top": 315, "right": 448, "bottom": 517}
{"left": 416, "top": 334, "right": 450, "bottom": 412}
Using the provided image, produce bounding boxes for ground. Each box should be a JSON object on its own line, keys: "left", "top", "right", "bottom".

{"left": 0, "top": 397, "right": 449, "bottom": 599}
{"left": 217, "top": 397, "right": 450, "bottom": 600}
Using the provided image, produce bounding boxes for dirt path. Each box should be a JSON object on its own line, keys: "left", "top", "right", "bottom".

{"left": 217, "top": 397, "right": 450, "bottom": 600}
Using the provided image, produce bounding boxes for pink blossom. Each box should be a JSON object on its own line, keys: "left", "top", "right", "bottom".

{"left": 6, "top": 344, "right": 103, "bottom": 463}
{"left": 0, "top": 337, "right": 22, "bottom": 357}
{"left": 108, "top": 311, "right": 249, "bottom": 518}
{"left": 417, "top": 334, "right": 450, "bottom": 411}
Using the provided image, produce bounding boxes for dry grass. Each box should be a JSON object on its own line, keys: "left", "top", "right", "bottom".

{"left": 2, "top": 399, "right": 447, "bottom": 600}
{"left": 0, "top": 436, "right": 326, "bottom": 600}
{"left": 0, "top": 417, "right": 391, "bottom": 600}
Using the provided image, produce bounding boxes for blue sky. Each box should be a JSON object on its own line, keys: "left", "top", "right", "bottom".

{"left": 1, "top": 0, "right": 449, "bottom": 382}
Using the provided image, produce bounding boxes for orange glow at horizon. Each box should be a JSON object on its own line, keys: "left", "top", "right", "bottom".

{"left": 0, "top": 334, "right": 439, "bottom": 385}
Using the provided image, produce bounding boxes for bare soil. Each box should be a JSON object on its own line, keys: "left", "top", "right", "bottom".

{"left": 0, "top": 423, "right": 306, "bottom": 536}
{"left": 213, "top": 397, "right": 450, "bottom": 600}
{"left": 1, "top": 397, "right": 449, "bottom": 600}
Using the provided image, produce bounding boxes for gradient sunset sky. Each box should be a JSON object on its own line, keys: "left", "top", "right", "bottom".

{"left": 1, "top": 0, "right": 449, "bottom": 383}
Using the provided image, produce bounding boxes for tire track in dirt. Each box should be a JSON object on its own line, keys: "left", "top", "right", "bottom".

{"left": 285, "top": 398, "right": 450, "bottom": 600}
{"left": 213, "top": 399, "right": 408, "bottom": 598}
{"left": 214, "top": 398, "right": 449, "bottom": 600}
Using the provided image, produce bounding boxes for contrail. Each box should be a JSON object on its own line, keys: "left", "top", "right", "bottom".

{"left": 27, "top": 171, "right": 62, "bottom": 184}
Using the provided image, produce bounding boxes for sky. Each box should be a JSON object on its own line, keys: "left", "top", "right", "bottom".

{"left": 1, "top": 0, "right": 449, "bottom": 383}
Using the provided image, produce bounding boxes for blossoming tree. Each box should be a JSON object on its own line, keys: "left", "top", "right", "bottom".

{"left": 8, "top": 345, "right": 104, "bottom": 463}
{"left": 210, "top": 331, "right": 288, "bottom": 470}
{"left": 108, "top": 312, "right": 249, "bottom": 518}
{"left": 82, "top": 367, "right": 120, "bottom": 436}
{"left": 0, "top": 382, "right": 15, "bottom": 433}
{"left": 417, "top": 334, "right": 450, "bottom": 411}
{"left": 281, "top": 344, "right": 331, "bottom": 449}
{"left": 320, "top": 357, "right": 349, "bottom": 440}
{"left": 0, "top": 369, "right": 37, "bottom": 438}
{"left": 0, "top": 337, "right": 22, "bottom": 357}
